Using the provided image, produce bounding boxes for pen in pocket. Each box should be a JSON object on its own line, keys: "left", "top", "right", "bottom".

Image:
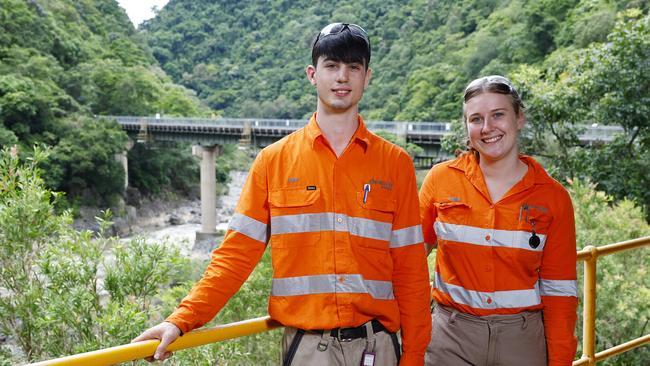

{"left": 363, "top": 184, "right": 371, "bottom": 203}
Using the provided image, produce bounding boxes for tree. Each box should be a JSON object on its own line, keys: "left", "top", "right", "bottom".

{"left": 515, "top": 10, "right": 650, "bottom": 215}
{"left": 1, "top": 0, "right": 210, "bottom": 202}
{"left": 41, "top": 116, "right": 127, "bottom": 200}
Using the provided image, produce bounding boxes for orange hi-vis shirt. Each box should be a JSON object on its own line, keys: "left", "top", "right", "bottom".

{"left": 167, "top": 114, "right": 432, "bottom": 365}
{"left": 419, "top": 153, "right": 578, "bottom": 366}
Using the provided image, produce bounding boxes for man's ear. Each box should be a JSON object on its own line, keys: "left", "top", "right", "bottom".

{"left": 306, "top": 65, "right": 316, "bottom": 86}
{"left": 364, "top": 67, "right": 373, "bottom": 90}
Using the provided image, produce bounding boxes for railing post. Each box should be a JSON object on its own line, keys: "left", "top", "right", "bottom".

{"left": 582, "top": 245, "right": 598, "bottom": 365}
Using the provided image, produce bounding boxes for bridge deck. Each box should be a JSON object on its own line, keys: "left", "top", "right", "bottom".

{"left": 103, "top": 116, "right": 626, "bottom": 146}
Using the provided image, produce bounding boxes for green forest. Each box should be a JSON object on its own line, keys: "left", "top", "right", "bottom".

{"left": 1, "top": 0, "right": 647, "bottom": 215}
{"left": 143, "top": 0, "right": 647, "bottom": 122}
{"left": 0, "top": 0, "right": 649, "bottom": 364}
{"left": 0, "top": 0, "right": 213, "bottom": 206}
{"left": 144, "top": 0, "right": 649, "bottom": 217}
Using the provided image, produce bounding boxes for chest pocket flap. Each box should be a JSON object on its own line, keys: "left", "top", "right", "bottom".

{"left": 269, "top": 187, "right": 320, "bottom": 208}
{"left": 433, "top": 201, "right": 471, "bottom": 225}
{"left": 356, "top": 192, "right": 396, "bottom": 212}
{"left": 269, "top": 188, "right": 321, "bottom": 248}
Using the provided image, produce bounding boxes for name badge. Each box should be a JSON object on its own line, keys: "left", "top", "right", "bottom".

{"left": 361, "top": 351, "right": 375, "bottom": 366}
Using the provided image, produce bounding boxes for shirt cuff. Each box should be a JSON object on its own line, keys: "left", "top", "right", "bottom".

{"left": 399, "top": 351, "right": 425, "bottom": 366}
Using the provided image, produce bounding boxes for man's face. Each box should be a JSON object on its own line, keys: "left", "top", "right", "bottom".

{"left": 306, "top": 56, "right": 372, "bottom": 113}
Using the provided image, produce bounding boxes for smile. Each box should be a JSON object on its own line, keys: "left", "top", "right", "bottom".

{"left": 332, "top": 89, "right": 351, "bottom": 96}
{"left": 482, "top": 135, "right": 503, "bottom": 143}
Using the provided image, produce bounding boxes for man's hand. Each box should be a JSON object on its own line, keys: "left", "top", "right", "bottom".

{"left": 131, "top": 322, "right": 182, "bottom": 362}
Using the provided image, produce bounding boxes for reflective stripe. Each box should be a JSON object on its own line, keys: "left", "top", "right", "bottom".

{"left": 347, "top": 216, "right": 392, "bottom": 241}
{"left": 271, "top": 213, "right": 392, "bottom": 242}
{"left": 271, "top": 213, "right": 327, "bottom": 234}
{"left": 228, "top": 213, "right": 268, "bottom": 244}
{"left": 434, "top": 273, "right": 541, "bottom": 309}
{"left": 434, "top": 221, "right": 546, "bottom": 252}
{"left": 390, "top": 224, "right": 424, "bottom": 248}
{"left": 272, "top": 274, "right": 394, "bottom": 300}
{"left": 539, "top": 279, "right": 578, "bottom": 297}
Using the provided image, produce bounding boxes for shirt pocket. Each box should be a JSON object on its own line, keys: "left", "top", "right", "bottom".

{"left": 354, "top": 192, "right": 396, "bottom": 251}
{"left": 269, "top": 187, "right": 321, "bottom": 248}
{"left": 433, "top": 201, "right": 471, "bottom": 226}
{"left": 515, "top": 212, "right": 552, "bottom": 251}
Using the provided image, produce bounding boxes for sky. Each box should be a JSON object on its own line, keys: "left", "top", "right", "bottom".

{"left": 116, "top": 0, "right": 169, "bottom": 28}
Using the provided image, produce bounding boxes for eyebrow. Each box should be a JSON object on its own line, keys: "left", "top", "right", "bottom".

{"left": 322, "top": 58, "right": 363, "bottom": 65}
{"left": 467, "top": 107, "right": 508, "bottom": 117}
{"left": 471, "top": 107, "right": 507, "bottom": 113}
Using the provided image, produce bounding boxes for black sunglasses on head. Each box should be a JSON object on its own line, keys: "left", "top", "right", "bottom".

{"left": 313, "top": 23, "right": 370, "bottom": 50}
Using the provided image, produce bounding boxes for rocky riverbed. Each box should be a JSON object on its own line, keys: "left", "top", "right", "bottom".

{"left": 72, "top": 170, "right": 248, "bottom": 249}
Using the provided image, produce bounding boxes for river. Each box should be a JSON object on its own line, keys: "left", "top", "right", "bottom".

{"left": 119, "top": 170, "right": 248, "bottom": 253}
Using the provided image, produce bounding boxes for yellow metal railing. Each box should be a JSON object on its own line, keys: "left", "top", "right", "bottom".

{"left": 572, "top": 236, "right": 650, "bottom": 366}
{"left": 28, "top": 316, "right": 281, "bottom": 366}
{"left": 27, "top": 236, "right": 649, "bottom": 366}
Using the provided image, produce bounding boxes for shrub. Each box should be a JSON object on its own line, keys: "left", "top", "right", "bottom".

{"left": 0, "top": 146, "right": 192, "bottom": 363}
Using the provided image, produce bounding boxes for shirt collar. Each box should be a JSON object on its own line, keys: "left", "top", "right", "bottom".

{"left": 305, "top": 112, "right": 371, "bottom": 150}
{"left": 450, "top": 153, "right": 553, "bottom": 187}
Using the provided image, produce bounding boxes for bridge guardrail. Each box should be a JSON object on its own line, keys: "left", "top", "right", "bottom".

{"left": 100, "top": 116, "right": 630, "bottom": 145}
{"left": 577, "top": 125, "right": 625, "bottom": 142}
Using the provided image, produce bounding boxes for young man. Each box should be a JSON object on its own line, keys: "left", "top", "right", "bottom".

{"left": 133, "top": 23, "right": 431, "bottom": 366}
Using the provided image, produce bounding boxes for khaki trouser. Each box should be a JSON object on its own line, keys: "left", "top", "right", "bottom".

{"left": 281, "top": 321, "right": 400, "bottom": 366}
{"left": 425, "top": 305, "right": 547, "bottom": 366}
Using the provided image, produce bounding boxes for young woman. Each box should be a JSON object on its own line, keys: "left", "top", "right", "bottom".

{"left": 420, "top": 75, "right": 578, "bottom": 366}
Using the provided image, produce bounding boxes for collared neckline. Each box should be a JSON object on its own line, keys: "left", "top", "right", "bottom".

{"left": 305, "top": 112, "right": 371, "bottom": 151}
{"left": 449, "top": 152, "right": 554, "bottom": 203}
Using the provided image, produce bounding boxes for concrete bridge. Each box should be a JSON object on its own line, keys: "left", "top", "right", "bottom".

{"left": 105, "top": 115, "right": 452, "bottom": 153}
{"left": 102, "top": 115, "right": 625, "bottom": 248}
{"left": 105, "top": 115, "right": 624, "bottom": 148}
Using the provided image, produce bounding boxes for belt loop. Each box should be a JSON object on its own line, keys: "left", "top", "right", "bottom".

{"left": 318, "top": 328, "right": 332, "bottom": 351}
{"left": 449, "top": 309, "right": 458, "bottom": 325}
{"left": 521, "top": 314, "right": 528, "bottom": 330}
{"left": 364, "top": 321, "right": 376, "bottom": 352}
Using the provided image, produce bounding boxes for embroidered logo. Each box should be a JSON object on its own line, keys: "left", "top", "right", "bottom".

{"left": 368, "top": 178, "right": 393, "bottom": 190}
{"left": 288, "top": 177, "right": 299, "bottom": 183}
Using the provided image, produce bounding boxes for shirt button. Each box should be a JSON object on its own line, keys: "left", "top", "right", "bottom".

{"left": 338, "top": 276, "right": 345, "bottom": 282}
{"left": 337, "top": 217, "right": 343, "bottom": 223}
{"left": 486, "top": 297, "right": 492, "bottom": 304}
{"left": 490, "top": 205, "right": 494, "bottom": 209}
{"left": 485, "top": 235, "right": 491, "bottom": 241}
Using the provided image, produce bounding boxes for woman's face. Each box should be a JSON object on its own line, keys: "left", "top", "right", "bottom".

{"left": 464, "top": 92, "right": 524, "bottom": 164}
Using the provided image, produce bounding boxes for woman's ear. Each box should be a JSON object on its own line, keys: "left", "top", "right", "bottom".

{"left": 516, "top": 111, "right": 525, "bottom": 130}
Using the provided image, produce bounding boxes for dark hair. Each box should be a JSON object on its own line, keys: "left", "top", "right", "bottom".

{"left": 311, "top": 23, "right": 371, "bottom": 68}
{"left": 461, "top": 75, "right": 525, "bottom": 158}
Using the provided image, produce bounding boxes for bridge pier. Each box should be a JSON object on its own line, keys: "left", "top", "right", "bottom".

{"left": 114, "top": 139, "right": 135, "bottom": 191}
{"left": 193, "top": 144, "right": 221, "bottom": 252}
